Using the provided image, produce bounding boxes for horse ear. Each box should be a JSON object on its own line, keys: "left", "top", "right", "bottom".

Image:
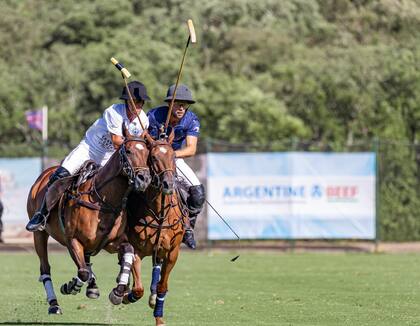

{"left": 167, "top": 128, "right": 175, "bottom": 144}
{"left": 143, "top": 129, "right": 155, "bottom": 146}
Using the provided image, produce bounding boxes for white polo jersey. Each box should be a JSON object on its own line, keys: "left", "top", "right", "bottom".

{"left": 62, "top": 103, "right": 149, "bottom": 174}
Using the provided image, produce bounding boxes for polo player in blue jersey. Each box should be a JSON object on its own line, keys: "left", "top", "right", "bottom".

{"left": 147, "top": 84, "right": 205, "bottom": 249}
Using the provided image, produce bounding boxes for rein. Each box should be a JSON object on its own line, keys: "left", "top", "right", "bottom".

{"left": 135, "top": 191, "right": 185, "bottom": 230}
{"left": 71, "top": 137, "right": 148, "bottom": 214}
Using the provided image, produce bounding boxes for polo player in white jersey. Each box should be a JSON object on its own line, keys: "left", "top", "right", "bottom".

{"left": 26, "top": 81, "right": 150, "bottom": 232}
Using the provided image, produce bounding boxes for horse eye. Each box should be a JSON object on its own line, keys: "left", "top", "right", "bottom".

{"left": 126, "top": 149, "right": 132, "bottom": 155}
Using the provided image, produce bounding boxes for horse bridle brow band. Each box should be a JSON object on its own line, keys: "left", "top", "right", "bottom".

{"left": 120, "top": 138, "right": 149, "bottom": 177}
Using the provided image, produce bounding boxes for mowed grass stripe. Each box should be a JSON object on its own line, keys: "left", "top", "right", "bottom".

{"left": 0, "top": 251, "right": 420, "bottom": 325}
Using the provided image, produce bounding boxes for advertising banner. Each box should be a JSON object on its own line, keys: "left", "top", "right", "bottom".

{"left": 207, "top": 152, "right": 376, "bottom": 240}
{"left": 0, "top": 158, "right": 41, "bottom": 238}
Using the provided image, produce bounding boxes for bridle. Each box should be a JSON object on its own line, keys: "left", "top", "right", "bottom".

{"left": 136, "top": 141, "right": 185, "bottom": 228}
{"left": 148, "top": 141, "right": 176, "bottom": 189}
{"left": 119, "top": 137, "right": 149, "bottom": 185}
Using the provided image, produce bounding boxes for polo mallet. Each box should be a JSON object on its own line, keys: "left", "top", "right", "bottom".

{"left": 110, "top": 57, "right": 146, "bottom": 131}
{"left": 164, "top": 19, "right": 196, "bottom": 132}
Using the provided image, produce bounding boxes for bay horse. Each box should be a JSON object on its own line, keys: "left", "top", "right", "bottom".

{"left": 27, "top": 128, "right": 151, "bottom": 314}
{"left": 119, "top": 132, "right": 188, "bottom": 326}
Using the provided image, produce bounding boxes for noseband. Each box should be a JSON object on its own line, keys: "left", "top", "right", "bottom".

{"left": 148, "top": 142, "right": 175, "bottom": 188}
{"left": 119, "top": 138, "right": 149, "bottom": 184}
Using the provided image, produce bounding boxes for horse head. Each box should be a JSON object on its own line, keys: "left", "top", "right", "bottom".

{"left": 145, "top": 129, "right": 176, "bottom": 195}
{"left": 120, "top": 126, "right": 152, "bottom": 192}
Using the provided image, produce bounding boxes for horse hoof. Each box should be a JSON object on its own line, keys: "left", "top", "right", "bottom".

{"left": 122, "top": 294, "right": 131, "bottom": 305}
{"left": 60, "top": 284, "right": 68, "bottom": 295}
{"left": 48, "top": 305, "right": 62, "bottom": 315}
{"left": 86, "top": 287, "right": 100, "bottom": 299}
{"left": 156, "top": 319, "right": 166, "bottom": 326}
{"left": 109, "top": 289, "right": 123, "bottom": 305}
{"left": 149, "top": 293, "right": 156, "bottom": 309}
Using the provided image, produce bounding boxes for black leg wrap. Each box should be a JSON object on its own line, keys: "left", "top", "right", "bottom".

{"left": 127, "top": 292, "right": 140, "bottom": 303}
{"left": 78, "top": 268, "right": 90, "bottom": 282}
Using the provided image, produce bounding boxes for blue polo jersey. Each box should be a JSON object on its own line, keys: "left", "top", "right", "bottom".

{"left": 147, "top": 106, "right": 200, "bottom": 150}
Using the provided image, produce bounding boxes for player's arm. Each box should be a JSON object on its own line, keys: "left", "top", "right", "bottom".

{"left": 111, "top": 133, "right": 124, "bottom": 149}
{"left": 175, "top": 136, "right": 197, "bottom": 158}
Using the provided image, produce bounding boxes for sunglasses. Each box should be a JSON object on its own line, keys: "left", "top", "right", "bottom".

{"left": 173, "top": 102, "right": 190, "bottom": 110}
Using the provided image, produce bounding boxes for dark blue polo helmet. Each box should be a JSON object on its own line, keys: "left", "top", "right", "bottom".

{"left": 120, "top": 81, "right": 151, "bottom": 101}
{"left": 164, "top": 84, "right": 195, "bottom": 104}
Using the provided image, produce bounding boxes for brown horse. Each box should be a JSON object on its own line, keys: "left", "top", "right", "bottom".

{"left": 27, "top": 129, "right": 151, "bottom": 314}
{"left": 120, "top": 133, "right": 188, "bottom": 326}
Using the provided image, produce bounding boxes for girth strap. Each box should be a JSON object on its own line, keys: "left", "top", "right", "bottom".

{"left": 75, "top": 198, "right": 121, "bottom": 215}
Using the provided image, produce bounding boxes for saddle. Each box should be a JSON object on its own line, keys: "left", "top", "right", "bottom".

{"left": 46, "top": 161, "right": 99, "bottom": 211}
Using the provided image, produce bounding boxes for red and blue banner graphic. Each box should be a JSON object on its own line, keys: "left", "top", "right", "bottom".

{"left": 207, "top": 152, "right": 376, "bottom": 240}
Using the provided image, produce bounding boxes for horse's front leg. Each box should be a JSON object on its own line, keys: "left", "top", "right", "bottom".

{"left": 151, "top": 248, "right": 180, "bottom": 326}
{"left": 123, "top": 252, "right": 145, "bottom": 304}
{"left": 60, "top": 238, "right": 89, "bottom": 295}
{"left": 109, "top": 242, "right": 135, "bottom": 305}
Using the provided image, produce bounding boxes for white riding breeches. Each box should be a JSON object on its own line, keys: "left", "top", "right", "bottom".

{"left": 175, "top": 158, "right": 201, "bottom": 186}
{"left": 61, "top": 141, "right": 113, "bottom": 175}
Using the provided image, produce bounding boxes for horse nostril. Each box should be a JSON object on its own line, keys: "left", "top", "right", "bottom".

{"left": 137, "top": 174, "right": 145, "bottom": 182}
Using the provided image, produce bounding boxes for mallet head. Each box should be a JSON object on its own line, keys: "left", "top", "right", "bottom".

{"left": 110, "top": 57, "right": 131, "bottom": 79}
{"left": 187, "top": 19, "right": 196, "bottom": 44}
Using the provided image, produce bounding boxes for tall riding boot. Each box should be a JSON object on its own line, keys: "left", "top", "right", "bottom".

{"left": 26, "top": 196, "right": 49, "bottom": 232}
{"left": 182, "top": 215, "right": 197, "bottom": 249}
{"left": 26, "top": 166, "right": 70, "bottom": 232}
{"left": 182, "top": 185, "right": 205, "bottom": 249}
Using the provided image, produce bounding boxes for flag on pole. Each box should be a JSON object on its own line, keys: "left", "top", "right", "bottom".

{"left": 25, "top": 109, "right": 43, "bottom": 131}
{"left": 25, "top": 106, "right": 48, "bottom": 141}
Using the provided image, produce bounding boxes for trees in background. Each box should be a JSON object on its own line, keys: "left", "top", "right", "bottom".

{"left": 1, "top": 0, "right": 420, "bottom": 240}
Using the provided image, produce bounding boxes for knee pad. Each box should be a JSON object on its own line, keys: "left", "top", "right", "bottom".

{"left": 187, "top": 185, "right": 205, "bottom": 215}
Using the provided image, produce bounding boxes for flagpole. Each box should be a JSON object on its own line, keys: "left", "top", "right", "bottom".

{"left": 41, "top": 105, "right": 48, "bottom": 171}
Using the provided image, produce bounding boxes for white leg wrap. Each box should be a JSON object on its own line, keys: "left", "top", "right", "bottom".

{"left": 74, "top": 276, "right": 84, "bottom": 288}
{"left": 119, "top": 273, "right": 130, "bottom": 285}
{"left": 123, "top": 253, "right": 134, "bottom": 265}
{"left": 39, "top": 274, "right": 57, "bottom": 303}
{"left": 118, "top": 253, "right": 134, "bottom": 286}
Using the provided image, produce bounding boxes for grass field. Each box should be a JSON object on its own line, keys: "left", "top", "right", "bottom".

{"left": 1, "top": 250, "right": 420, "bottom": 325}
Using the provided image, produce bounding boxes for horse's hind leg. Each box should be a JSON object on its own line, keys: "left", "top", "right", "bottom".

{"left": 109, "top": 242, "right": 135, "bottom": 305}
{"left": 85, "top": 254, "right": 100, "bottom": 299}
{"left": 34, "top": 231, "right": 62, "bottom": 315}
{"left": 60, "top": 238, "right": 89, "bottom": 295}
